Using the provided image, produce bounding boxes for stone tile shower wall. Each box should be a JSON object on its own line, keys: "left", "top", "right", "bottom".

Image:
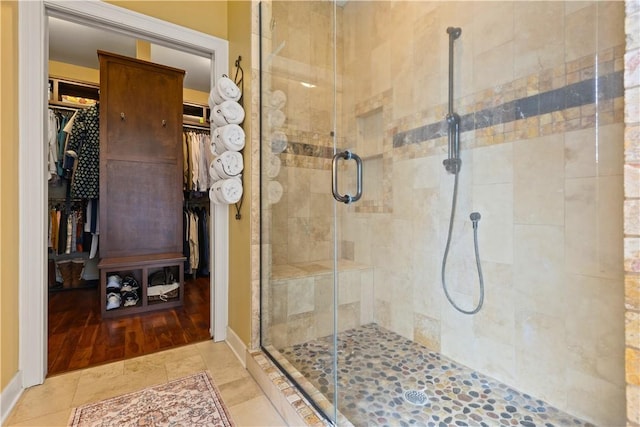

{"left": 625, "top": 1, "right": 640, "bottom": 425}
{"left": 335, "top": 2, "right": 625, "bottom": 425}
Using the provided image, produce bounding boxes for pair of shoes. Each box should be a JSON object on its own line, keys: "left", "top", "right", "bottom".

{"left": 122, "top": 290, "right": 139, "bottom": 307}
{"left": 121, "top": 275, "right": 139, "bottom": 292}
{"left": 106, "top": 274, "right": 122, "bottom": 292}
{"left": 106, "top": 292, "right": 121, "bottom": 310}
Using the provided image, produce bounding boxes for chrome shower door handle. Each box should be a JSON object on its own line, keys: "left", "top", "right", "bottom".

{"left": 331, "top": 150, "right": 363, "bottom": 204}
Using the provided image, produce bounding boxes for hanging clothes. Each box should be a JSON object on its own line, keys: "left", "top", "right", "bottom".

{"left": 67, "top": 104, "right": 100, "bottom": 199}
{"left": 197, "top": 207, "right": 209, "bottom": 276}
{"left": 198, "top": 133, "right": 213, "bottom": 192}
{"left": 84, "top": 199, "right": 99, "bottom": 259}
{"left": 182, "top": 203, "right": 210, "bottom": 278}
{"left": 48, "top": 201, "right": 88, "bottom": 256}
{"left": 187, "top": 132, "right": 199, "bottom": 192}
{"left": 183, "top": 209, "right": 192, "bottom": 275}
{"left": 182, "top": 130, "right": 212, "bottom": 193}
{"left": 188, "top": 210, "right": 199, "bottom": 273}
{"left": 183, "top": 132, "right": 191, "bottom": 191}
{"left": 57, "top": 111, "right": 74, "bottom": 177}
{"left": 47, "top": 109, "right": 59, "bottom": 181}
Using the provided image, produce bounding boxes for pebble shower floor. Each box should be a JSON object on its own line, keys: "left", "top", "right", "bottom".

{"left": 280, "top": 324, "right": 594, "bottom": 427}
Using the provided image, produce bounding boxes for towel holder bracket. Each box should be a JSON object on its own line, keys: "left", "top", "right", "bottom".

{"left": 231, "top": 56, "right": 244, "bottom": 220}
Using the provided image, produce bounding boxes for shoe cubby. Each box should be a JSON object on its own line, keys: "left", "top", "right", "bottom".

{"left": 98, "top": 253, "right": 185, "bottom": 318}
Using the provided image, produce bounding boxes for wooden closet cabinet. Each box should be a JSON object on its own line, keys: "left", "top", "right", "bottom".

{"left": 98, "top": 51, "right": 186, "bottom": 318}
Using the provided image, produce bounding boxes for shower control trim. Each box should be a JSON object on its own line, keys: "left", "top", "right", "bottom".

{"left": 331, "top": 150, "right": 363, "bottom": 204}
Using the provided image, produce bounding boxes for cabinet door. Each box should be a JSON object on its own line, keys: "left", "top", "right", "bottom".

{"left": 99, "top": 51, "right": 185, "bottom": 258}
{"left": 103, "top": 60, "right": 183, "bottom": 161}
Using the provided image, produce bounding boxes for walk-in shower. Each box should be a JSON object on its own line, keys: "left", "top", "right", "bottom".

{"left": 260, "top": 1, "right": 626, "bottom": 426}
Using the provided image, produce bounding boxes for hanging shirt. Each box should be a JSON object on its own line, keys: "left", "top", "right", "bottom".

{"left": 197, "top": 208, "right": 209, "bottom": 276}
{"left": 189, "top": 132, "right": 200, "bottom": 192}
{"left": 67, "top": 104, "right": 100, "bottom": 199}
{"left": 47, "top": 109, "right": 59, "bottom": 181}
{"left": 197, "top": 133, "right": 210, "bottom": 192}
{"left": 183, "top": 210, "right": 192, "bottom": 274}
{"left": 203, "top": 133, "right": 214, "bottom": 190}
{"left": 189, "top": 211, "right": 199, "bottom": 272}
{"left": 183, "top": 133, "right": 191, "bottom": 191}
{"left": 56, "top": 112, "right": 72, "bottom": 177}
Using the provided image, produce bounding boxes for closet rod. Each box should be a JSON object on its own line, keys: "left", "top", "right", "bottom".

{"left": 48, "top": 104, "right": 82, "bottom": 113}
{"left": 183, "top": 123, "right": 210, "bottom": 131}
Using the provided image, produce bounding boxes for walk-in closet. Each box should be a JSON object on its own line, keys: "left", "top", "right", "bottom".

{"left": 46, "top": 17, "right": 217, "bottom": 376}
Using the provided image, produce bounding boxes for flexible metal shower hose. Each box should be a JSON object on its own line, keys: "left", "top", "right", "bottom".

{"left": 441, "top": 169, "right": 485, "bottom": 315}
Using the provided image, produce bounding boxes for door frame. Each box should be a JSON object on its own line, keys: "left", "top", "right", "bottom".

{"left": 18, "top": 0, "right": 229, "bottom": 388}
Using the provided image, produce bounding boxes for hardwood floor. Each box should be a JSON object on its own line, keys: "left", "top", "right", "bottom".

{"left": 47, "top": 276, "right": 211, "bottom": 376}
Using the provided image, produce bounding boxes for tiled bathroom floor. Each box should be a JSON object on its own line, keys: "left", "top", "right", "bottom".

{"left": 5, "top": 341, "right": 286, "bottom": 427}
{"left": 280, "top": 323, "right": 594, "bottom": 427}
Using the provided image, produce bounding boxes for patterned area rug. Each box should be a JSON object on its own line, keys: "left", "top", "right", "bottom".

{"left": 69, "top": 371, "right": 234, "bottom": 427}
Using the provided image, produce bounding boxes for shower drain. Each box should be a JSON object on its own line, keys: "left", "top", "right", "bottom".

{"left": 404, "top": 390, "right": 430, "bottom": 406}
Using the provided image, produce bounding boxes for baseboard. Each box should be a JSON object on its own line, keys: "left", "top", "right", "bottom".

{"left": 0, "top": 371, "right": 24, "bottom": 425}
{"left": 225, "top": 326, "right": 246, "bottom": 368}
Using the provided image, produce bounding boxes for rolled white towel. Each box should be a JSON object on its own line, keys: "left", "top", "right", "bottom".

{"left": 270, "top": 90, "right": 287, "bottom": 109}
{"left": 210, "top": 76, "right": 241, "bottom": 106}
{"left": 209, "top": 161, "right": 242, "bottom": 182}
{"left": 210, "top": 178, "right": 243, "bottom": 205}
{"left": 210, "top": 150, "right": 244, "bottom": 179}
{"left": 270, "top": 131, "right": 288, "bottom": 154}
{"left": 209, "top": 160, "right": 222, "bottom": 181}
{"left": 211, "top": 124, "right": 245, "bottom": 155}
{"left": 265, "top": 154, "right": 281, "bottom": 179}
{"left": 267, "top": 180, "right": 283, "bottom": 204}
{"left": 211, "top": 100, "right": 245, "bottom": 126}
{"left": 269, "top": 109, "right": 285, "bottom": 128}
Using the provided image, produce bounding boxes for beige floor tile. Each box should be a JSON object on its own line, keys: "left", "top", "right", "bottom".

{"left": 76, "top": 360, "right": 125, "bottom": 383}
{"left": 123, "top": 354, "right": 167, "bottom": 376}
{"left": 197, "top": 341, "right": 251, "bottom": 385}
{"left": 5, "top": 371, "right": 81, "bottom": 424}
{"left": 6, "top": 342, "right": 291, "bottom": 427}
{"left": 165, "top": 354, "right": 207, "bottom": 381}
{"left": 217, "top": 376, "right": 265, "bottom": 408}
{"left": 136, "top": 343, "right": 202, "bottom": 365}
{"left": 229, "top": 395, "right": 288, "bottom": 427}
{"left": 4, "top": 408, "right": 72, "bottom": 427}
{"left": 72, "top": 363, "right": 168, "bottom": 407}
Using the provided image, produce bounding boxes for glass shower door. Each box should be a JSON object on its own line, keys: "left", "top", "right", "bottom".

{"left": 259, "top": 1, "right": 340, "bottom": 423}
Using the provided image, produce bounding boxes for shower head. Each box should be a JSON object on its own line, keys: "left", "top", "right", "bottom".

{"left": 470, "top": 212, "right": 481, "bottom": 229}
{"left": 446, "top": 27, "right": 462, "bottom": 39}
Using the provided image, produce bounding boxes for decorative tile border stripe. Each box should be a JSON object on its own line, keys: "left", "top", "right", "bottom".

{"left": 393, "top": 70, "right": 624, "bottom": 148}
{"left": 269, "top": 71, "right": 623, "bottom": 166}
{"left": 281, "top": 140, "right": 334, "bottom": 159}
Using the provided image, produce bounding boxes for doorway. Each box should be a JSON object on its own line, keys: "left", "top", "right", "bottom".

{"left": 45, "top": 16, "right": 213, "bottom": 376}
{"left": 19, "top": 0, "right": 229, "bottom": 387}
